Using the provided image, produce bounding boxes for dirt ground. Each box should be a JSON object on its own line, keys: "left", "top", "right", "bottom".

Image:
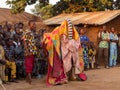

{"left": 1, "top": 67, "right": 120, "bottom": 90}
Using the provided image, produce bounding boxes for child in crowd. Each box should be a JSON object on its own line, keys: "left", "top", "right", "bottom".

{"left": 88, "top": 42, "right": 96, "bottom": 69}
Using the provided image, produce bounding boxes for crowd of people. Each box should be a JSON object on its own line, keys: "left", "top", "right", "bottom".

{"left": 80, "top": 25, "right": 120, "bottom": 70}
{"left": 0, "top": 20, "right": 47, "bottom": 85}
{"left": 0, "top": 19, "right": 120, "bottom": 86}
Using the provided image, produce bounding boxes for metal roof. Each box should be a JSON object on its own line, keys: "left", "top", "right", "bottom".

{"left": 0, "top": 8, "right": 42, "bottom": 23}
{"left": 44, "top": 10, "right": 120, "bottom": 25}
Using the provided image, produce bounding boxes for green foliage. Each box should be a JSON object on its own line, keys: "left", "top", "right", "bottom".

{"left": 65, "top": 4, "right": 83, "bottom": 13}
{"left": 6, "top": 0, "right": 27, "bottom": 14}
{"left": 6, "top": 0, "right": 120, "bottom": 19}
{"left": 52, "top": 1, "right": 69, "bottom": 16}
{"left": 114, "top": 0, "right": 120, "bottom": 9}
{"left": 6, "top": 0, "right": 49, "bottom": 14}
{"left": 32, "top": 4, "right": 53, "bottom": 20}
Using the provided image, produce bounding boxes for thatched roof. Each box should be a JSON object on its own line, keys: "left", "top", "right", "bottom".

{"left": 0, "top": 8, "right": 42, "bottom": 23}
{"left": 44, "top": 10, "right": 120, "bottom": 25}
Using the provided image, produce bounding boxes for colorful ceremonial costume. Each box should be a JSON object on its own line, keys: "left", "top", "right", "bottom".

{"left": 44, "top": 19, "right": 84, "bottom": 85}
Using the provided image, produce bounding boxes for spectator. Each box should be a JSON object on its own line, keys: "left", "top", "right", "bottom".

{"left": 109, "top": 27, "right": 118, "bottom": 67}
{"left": 79, "top": 28, "right": 90, "bottom": 70}
{"left": 4, "top": 39, "right": 17, "bottom": 82}
{"left": 13, "top": 26, "right": 25, "bottom": 79}
{"left": 22, "top": 20, "right": 37, "bottom": 84}
{"left": 96, "top": 25, "right": 110, "bottom": 69}
{"left": 88, "top": 42, "right": 96, "bottom": 69}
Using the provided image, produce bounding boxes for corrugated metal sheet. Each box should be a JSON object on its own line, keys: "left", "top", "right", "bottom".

{"left": 0, "top": 8, "right": 42, "bottom": 23}
{"left": 44, "top": 10, "right": 120, "bottom": 25}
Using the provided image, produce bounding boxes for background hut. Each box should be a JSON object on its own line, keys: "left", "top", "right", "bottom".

{"left": 0, "top": 8, "right": 48, "bottom": 31}
{"left": 44, "top": 10, "right": 120, "bottom": 64}
{"left": 44, "top": 10, "right": 120, "bottom": 48}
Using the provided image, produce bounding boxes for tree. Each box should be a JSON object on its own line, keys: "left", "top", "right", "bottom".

{"left": 114, "top": 0, "right": 120, "bottom": 9}
{"left": 6, "top": 0, "right": 27, "bottom": 14}
{"left": 52, "top": 1, "right": 69, "bottom": 16}
{"left": 6, "top": 0, "right": 120, "bottom": 19}
{"left": 6, "top": 0, "right": 49, "bottom": 14}
{"left": 31, "top": 4, "right": 53, "bottom": 20}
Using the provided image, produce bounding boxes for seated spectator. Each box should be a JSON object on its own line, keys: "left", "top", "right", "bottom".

{"left": 4, "top": 39, "right": 18, "bottom": 83}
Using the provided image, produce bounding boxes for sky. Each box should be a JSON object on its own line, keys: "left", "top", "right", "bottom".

{"left": 0, "top": 0, "right": 60, "bottom": 14}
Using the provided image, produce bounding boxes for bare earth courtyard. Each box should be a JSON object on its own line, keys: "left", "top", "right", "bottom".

{"left": 1, "top": 67, "right": 120, "bottom": 90}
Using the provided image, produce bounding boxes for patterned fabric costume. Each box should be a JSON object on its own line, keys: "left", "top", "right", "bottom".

{"left": 44, "top": 20, "right": 84, "bottom": 85}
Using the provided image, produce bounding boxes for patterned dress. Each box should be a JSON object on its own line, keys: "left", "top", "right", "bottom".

{"left": 80, "top": 35, "right": 89, "bottom": 67}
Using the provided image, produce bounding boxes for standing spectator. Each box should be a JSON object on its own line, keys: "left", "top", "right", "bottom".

{"left": 22, "top": 20, "right": 37, "bottom": 84}
{"left": 18, "top": 22, "right": 24, "bottom": 33}
{"left": 79, "top": 28, "right": 90, "bottom": 69}
{"left": 4, "top": 23, "right": 15, "bottom": 39}
{"left": 13, "top": 26, "right": 25, "bottom": 79}
{"left": 109, "top": 27, "right": 118, "bottom": 67}
{"left": 97, "top": 25, "right": 110, "bottom": 69}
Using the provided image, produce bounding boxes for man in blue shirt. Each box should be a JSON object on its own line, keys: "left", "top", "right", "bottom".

{"left": 109, "top": 27, "right": 118, "bottom": 67}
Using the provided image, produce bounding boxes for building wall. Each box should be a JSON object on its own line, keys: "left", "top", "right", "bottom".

{"left": 85, "top": 15, "right": 120, "bottom": 48}
{"left": 106, "top": 15, "right": 120, "bottom": 33}
{"left": 47, "top": 15, "right": 120, "bottom": 47}
{"left": 83, "top": 16, "right": 120, "bottom": 64}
